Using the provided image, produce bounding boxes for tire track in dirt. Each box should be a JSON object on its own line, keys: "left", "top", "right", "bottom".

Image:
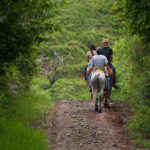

{"left": 45, "top": 100, "right": 148, "bottom": 150}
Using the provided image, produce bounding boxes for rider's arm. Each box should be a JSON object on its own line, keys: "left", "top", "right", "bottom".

{"left": 87, "top": 57, "right": 94, "bottom": 79}
{"left": 86, "top": 52, "right": 90, "bottom": 62}
{"left": 87, "top": 55, "right": 89, "bottom": 62}
{"left": 87, "top": 66, "right": 94, "bottom": 79}
{"left": 109, "top": 55, "right": 113, "bottom": 62}
{"left": 109, "top": 48, "right": 113, "bottom": 62}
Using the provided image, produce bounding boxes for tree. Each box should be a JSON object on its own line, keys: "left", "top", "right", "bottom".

{"left": 41, "top": 50, "right": 69, "bottom": 86}
{"left": 125, "top": 0, "right": 150, "bottom": 43}
{"left": 0, "top": 0, "right": 64, "bottom": 88}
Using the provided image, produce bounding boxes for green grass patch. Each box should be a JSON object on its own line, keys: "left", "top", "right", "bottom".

{"left": 50, "top": 77, "right": 90, "bottom": 100}
{"left": 0, "top": 118, "right": 48, "bottom": 150}
{"left": 0, "top": 75, "right": 54, "bottom": 150}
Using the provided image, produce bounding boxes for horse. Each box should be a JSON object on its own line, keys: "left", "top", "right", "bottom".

{"left": 103, "top": 67, "right": 114, "bottom": 109}
{"left": 91, "top": 69, "right": 106, "bottom": 113}
{"left": 91, "top": 68, "right": 114, "bottom": 112}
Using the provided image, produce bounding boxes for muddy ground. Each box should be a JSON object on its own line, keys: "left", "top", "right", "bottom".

{"left": 44, "top": 100, "right": 148, "bottom": 150}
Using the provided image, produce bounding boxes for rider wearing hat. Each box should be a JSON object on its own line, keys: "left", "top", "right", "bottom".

{"left": 97, "top": 39, "right": 118, "bottom": 89}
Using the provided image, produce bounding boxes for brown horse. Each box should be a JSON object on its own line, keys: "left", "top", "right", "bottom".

{"left": 103, "top": 67, "right": 114, "bottom": 108}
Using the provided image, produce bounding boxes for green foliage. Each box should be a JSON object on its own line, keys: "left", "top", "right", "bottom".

{"left": 0, "top": 75, "right": 53, "bottom": 121}
{"left": 127, "top": 106, "right": 150, "bottom": 148}
{"left": 31, "top": 75, "right": 53, "bottom": 111}
{"left": 111, "top": 33, "right": 150, "bottom": 148}
{"left": 50, "top": 78, "right": 90, "bottom": 100}
{"left": 0, "top": 0, "right": 63, "bottom": 89}
{"left": 0, "top": 0, "right": 121, "bottom": 149}
{"left": 113, "top": 0, "right": 150, "bottom": 43}
{"left": 111, "top": 0, "right": 125, "bottom": 20}
{"left": 112, "top": 0, "right": 150, "bottom": 145}
{"left": 125, "top": 0, "right": 150, "bottom": 43}
{"left": 112, "top": 0, "right": 150, "bottom": 108}
{"left": 38, "top": 0, "right": 121, "bottom": 103}
{"left": 38, "top": 0, "right": 122, "bottom": 111}
{"left": 40, "top": 0, "right": 121, "bottom": 74}
{"left": 0, "top": 118, "right": 48, "bottom": 150}
{"left": 0, "top": 75, "right": 55, "bottom": 150}
{"left": 112, "top": 35, "right": 150, "bottom": 105}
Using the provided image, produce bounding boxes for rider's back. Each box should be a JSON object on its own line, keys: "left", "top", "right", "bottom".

{"left": 87, "top": 50, "right": 97, "bottom": 64}
{"left": 99, "top": 47, "right": 113, "bottom": 62}
{"left": 91, "top": 55, "right": 108, "bottom": 71}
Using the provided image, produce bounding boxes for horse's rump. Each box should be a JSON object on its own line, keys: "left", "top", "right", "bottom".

{"left": 91, "top": 71, "right": 106, "bottom": 92}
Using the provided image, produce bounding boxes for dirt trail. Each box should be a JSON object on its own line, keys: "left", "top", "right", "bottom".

{"left": 45, "top": 100, "right": 148, "bottom": 150}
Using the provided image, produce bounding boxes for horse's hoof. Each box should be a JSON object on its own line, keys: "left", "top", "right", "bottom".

{"left": 95, "top": 105, "right": 98, "bottom": 112}
{"left": 104, "top": 103, "right": 107, "bottom": 108}
{"left": 107, "top": 103, "right": 110, "bottom": 109}
{"left": 98, "top": 107, "right": 102, "bottom": 113}
{"left": 104, "top": 103, "right": 110, "bottom": 109}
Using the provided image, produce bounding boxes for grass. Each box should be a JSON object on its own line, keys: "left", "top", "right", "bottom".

{"left": 127, "top": 106, "right": 150, "bottom": 148}
{"left": 0, "top": 75, "right": 54, "bottom": 150}
{"left": 50, "top": 77, "right": 90, "bottom": 100}
{"left": 0, "top": 118, "right": 48, "bottom": 150}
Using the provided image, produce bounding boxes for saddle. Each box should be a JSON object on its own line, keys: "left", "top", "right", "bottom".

{"left": 94, "top": 69, "right": 109, "bottom": 77}
{"left": 94, "top": 69, "right": 110, "bottom": 92}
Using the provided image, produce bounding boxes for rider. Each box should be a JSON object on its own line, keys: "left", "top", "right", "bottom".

{"left": 87, "top": 47, "right": 110, "bottom": 92}
{"left": 97, "top": 39, "right": 118, "bottom": 89}
{"left": 84, "top": 45, "right": 97, "bottom": 81}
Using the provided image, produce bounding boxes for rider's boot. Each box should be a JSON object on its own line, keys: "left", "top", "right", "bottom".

{"left": 112, "top": 83, "right": 118, "bottom": 89}
{"left": 95, "top": 104, "right": 98, "bottom": 112}
{"left": 112, "top": 74, "right": 119, "bottom": 89}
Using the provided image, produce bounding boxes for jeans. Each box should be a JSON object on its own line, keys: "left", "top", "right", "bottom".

{"left": 89, "top": 70, "right": 94, "bottom": 90}
{"left": 84, "top": 65, "right": 88, "bottom": 80}
{"left": 105, "top": 71, "right": 110, "bottom": 91}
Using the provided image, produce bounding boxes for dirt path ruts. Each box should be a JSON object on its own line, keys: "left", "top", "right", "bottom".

{"left": 45, "top": 100, "right": 148, "bottom": 150}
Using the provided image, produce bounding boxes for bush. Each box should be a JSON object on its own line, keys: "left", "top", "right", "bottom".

{"left": 0, "top": 0, "right": 63, "bottom": 89}
{"left": 0, "top": 75, "right": 55, "bottom": 150}
{"left": 127, "top": 106, "right": 150, "bottom": 148}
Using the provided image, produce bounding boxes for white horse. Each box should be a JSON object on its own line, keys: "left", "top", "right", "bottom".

{"left": 91, "top": 69, "right": 106, "bottom": 113}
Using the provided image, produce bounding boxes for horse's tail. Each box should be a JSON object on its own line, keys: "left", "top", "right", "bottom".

{"left": 94, "top": 72, "right": 100, "bottom": 91}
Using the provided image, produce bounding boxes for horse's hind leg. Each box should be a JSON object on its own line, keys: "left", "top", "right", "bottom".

{"left": 104, "top": 92, "right": 110, "bottom": 109}
{"left": 92, "top": 89, "right": 98, "bottom": 107}
{"left": 98, "top": 89, "right": 103, "bottom": 113}
{"left": 98, "top": 95, "right": 102, "bottom": 113}
{"left": 95, "top": 98, "right": 98, "bottom": 112}
{"left": 104, "top": 68, "right": 113, "bottom": 109}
